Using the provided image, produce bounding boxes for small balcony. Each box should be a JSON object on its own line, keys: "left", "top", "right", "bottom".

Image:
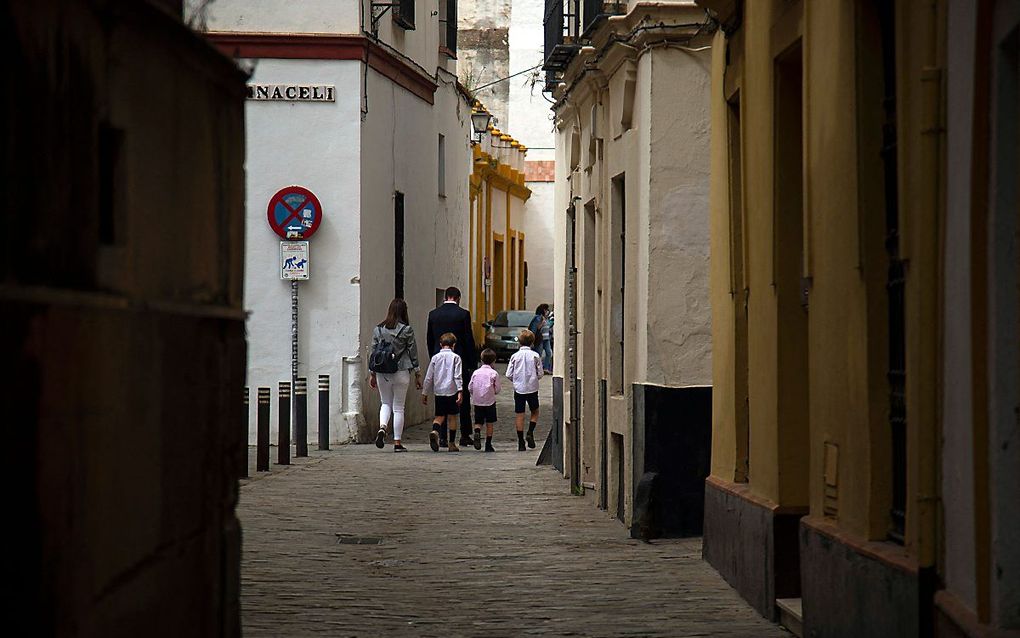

{"left": 543, "top": 0, "right": 626, "bottom": 91}
{"left": 543, "top": 0, "right": 580, "bottom": 74}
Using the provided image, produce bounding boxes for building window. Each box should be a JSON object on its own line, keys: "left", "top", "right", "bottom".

{"left": 438, "top": 134, "right": 446, "bottom": 197}
{"left": 439, "top": 0, "right": 457, "bottom": 56}
{"left": 394, "top": 192, "right": 405, "bottom": 298}
{"left": 394, "top": 0, "right": 415, "bottom": 30}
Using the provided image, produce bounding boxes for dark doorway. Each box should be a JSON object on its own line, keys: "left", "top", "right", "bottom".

{"left": 394, "top": 192, "right": 405, "bottom": 299}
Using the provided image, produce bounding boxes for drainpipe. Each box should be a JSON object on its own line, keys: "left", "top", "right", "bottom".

{"left": 342, "top": 355, "right": 366, "bottom": 442}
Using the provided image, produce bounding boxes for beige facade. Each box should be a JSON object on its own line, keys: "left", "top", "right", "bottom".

{"left": 548, "top": 1, "right": 713, "bottom": 532}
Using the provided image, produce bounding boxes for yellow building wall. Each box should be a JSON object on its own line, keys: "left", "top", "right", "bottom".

{"left": 708, "top": 27, "right": 738, "bottom": 483}
{"left": 708, "top": 0, "right": 943, "bottom": 557}
{"left": 468, "top": 143, "right": 531, "bottom": 340}
{"left": 803, "top": 0, "right": 883, "bottom": 541}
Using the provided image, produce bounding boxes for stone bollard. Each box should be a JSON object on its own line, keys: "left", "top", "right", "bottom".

{"left": 343, "top": 355, "right": 366, "bottom": 442}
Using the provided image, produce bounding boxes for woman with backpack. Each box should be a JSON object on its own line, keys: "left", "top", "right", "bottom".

{"left": 368, "top": 298, "right": 422, "bottom": 452}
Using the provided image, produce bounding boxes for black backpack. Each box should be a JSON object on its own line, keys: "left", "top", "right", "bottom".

{"left": 369, "top": 325, "right": 405, "bottom": 374}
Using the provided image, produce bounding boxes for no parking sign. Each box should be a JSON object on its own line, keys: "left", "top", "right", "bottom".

{"left": 267, "top": 186, "right": 323, "bottom": 240}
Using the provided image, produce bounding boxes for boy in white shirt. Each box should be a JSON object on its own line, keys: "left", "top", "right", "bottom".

{"left": 505, "top": 329, "right": 544, "bottom": 451}
{"left": 422, "top": 332, "right": 463, "bottom": 452}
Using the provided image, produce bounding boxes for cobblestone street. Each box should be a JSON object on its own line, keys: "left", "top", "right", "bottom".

{"left": 239, "top": 372, "right": 787, "bottom": 637}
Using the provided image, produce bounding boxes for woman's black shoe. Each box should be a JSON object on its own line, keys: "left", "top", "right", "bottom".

{"left": 374, "top": 428, "right": 386, "bottom": 449}
{"left": 393, "top": 444, "right": 407, "bottom": 453}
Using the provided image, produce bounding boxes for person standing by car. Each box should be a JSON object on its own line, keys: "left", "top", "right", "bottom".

{"left": 529, "top": 304, "right": 551, "bottom": 372}
{"left": 369, "top": 298, "right": 422, "bottom": 452}
{"left": 426, "top": 286, "right": 478, "bottom": 448}
{"left": 541, "top": 310, "right": 554, "bottom": 373}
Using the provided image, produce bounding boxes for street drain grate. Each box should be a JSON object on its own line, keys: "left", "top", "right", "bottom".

{"left": 335, "top": 534, "right": 383, "bottom": 545}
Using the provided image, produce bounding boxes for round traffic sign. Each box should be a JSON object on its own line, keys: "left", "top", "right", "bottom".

{"left": 267, "top": 186, "right": 323, "bottom": 240}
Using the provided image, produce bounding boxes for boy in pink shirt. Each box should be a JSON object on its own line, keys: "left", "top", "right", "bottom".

{"left": 467, "top": 349, "right": 501, "bottom": 452}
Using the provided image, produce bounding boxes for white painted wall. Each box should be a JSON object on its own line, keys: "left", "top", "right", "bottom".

{"left": 359, "top": 68, "right": 472, "bottom": 434}
{"left": 508, "top": 0, "right": 554, "bottom": 161}
{"left": 195, "top": 0, "right": 483, "bottom": 441}
{"left": 187, "top": 0, "right": 361, "bottom": 33}
{"left": 242, "top": 58, "right": 363, "bottom": 445}
{"left": 523, "top": 181, "right": 555, "bottom": 307}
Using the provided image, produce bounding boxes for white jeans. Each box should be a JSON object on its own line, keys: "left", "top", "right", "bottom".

{"left": 377, "top": 370, "right": 411, "bottom": 441}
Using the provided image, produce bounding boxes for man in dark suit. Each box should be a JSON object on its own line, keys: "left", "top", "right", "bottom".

{"left": 427, "top": 286, "right": 478, "bottom": 447}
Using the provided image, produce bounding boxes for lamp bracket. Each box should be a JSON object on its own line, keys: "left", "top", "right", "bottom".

{"left": 370, "top": 2, "right": 400, "bottom": 34}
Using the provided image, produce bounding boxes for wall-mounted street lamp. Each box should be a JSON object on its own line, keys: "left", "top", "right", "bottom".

{"left": 471, "top": 109, "right": 493, "bottom": 143}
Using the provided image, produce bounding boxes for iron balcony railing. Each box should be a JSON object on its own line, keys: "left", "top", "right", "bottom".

{"left": 582, "top": 0, "right": 624, "bottom": 36}
{"left": 544, "top": 0, "right": 625, "bottom": 91}
{"left": 393, "top": 0, "right": 415, "bottom": 30}
{"left": 543, "top": 0, "right": 580, "bottom": 72}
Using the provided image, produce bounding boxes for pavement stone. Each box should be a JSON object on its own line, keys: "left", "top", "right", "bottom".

{"left": 240, "top": 368, "right": 788, "bottom": 637}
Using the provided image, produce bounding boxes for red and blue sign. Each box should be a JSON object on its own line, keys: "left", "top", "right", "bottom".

{"left": 267, "top": 186, "right": 323, "bottom": 240}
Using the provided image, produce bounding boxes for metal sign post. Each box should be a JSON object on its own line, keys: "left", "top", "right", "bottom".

{"left": 291, "top": 279, "right": 299, "bottom": 424}
{"left": 269, "top": 185, "right": 322, "bottom": 459}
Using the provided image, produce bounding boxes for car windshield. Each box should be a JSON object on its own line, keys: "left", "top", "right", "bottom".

{"left": 493, "top": 311, "right": 534, "bottom": 327}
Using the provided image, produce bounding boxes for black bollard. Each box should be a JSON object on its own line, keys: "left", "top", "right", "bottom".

{"left": 318, "top": 374, "right": 330, "bottom": 451}
{"left": 242, "top": 387, "right": 250, "bottom": 478}
{"left": 278, "top": 381, "right": 291, "bottom": 465}
{"left": 256, "top": 387, "right": 270, "bottom": 471}
{"left": 295, "top": 377, "right": 308, "bottom": 457}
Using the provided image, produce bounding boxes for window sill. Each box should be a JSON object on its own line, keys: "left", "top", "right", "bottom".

{"left": 439, "top": 46, "right": 457, "bottom": 60}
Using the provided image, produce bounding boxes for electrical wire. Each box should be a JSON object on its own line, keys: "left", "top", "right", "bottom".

{"left": 471, "top": 64, "right": 543, "bottom": 92}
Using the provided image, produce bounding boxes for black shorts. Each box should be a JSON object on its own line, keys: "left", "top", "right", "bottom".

{"left": 473, "top": 404, "right": 497, "bottom": 424}
{"left": 514, "top": 391, "right": 539, "bottom": 414}
{"left": 434, "top": 394, "right": 459, "bottom": 417}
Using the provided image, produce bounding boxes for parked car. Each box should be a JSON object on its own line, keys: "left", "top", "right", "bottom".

{"left": 483, "top": 310, "right": 534, "bottom": 360}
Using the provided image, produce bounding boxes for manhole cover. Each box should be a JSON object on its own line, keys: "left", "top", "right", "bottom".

{"left": 335, "top": 534, "right": 383, "bottom": 545}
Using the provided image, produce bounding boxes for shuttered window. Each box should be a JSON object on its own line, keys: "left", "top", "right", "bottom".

{"left": 394, "top": 0, "right": 415, "bottom": 30}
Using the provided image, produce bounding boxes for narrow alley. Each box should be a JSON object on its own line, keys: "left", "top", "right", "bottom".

{"left": 239, "top": 373, "right": 785, "bottom": 637}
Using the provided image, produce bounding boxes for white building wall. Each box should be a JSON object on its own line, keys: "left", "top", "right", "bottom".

{"left": 367, "top": 0, "right": 443, "bottom": 73}
{"left": 509, "top": 0, "right": 556, "bottom": 318}
{"left": 523, "top": 181, "right": 555, "bottom": 307}
{"left": 508, "top": 0, "right": 554, "bottom": 161}
{"left": 189, "top": 0, "right": 361, "bottom": 33}
{"left": 242, "top": 59, "right": 363, "bottom": 444}
{"left": 359, "top": 69, "right": 472, "bottom": 436}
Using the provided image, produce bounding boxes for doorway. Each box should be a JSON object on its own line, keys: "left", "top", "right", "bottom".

{"left": 493, "top": 237, "right": 505, "bottom": 313}
{"left": 773, "top": 37, "right": 809, "bottom": 605}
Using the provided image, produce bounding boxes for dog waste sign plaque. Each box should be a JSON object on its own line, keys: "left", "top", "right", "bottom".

{"left": 267, "top": 185, "right": 322, "bottom": 239}
{"left": 281, "top": 241, "right": 309, "bottom": 280}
